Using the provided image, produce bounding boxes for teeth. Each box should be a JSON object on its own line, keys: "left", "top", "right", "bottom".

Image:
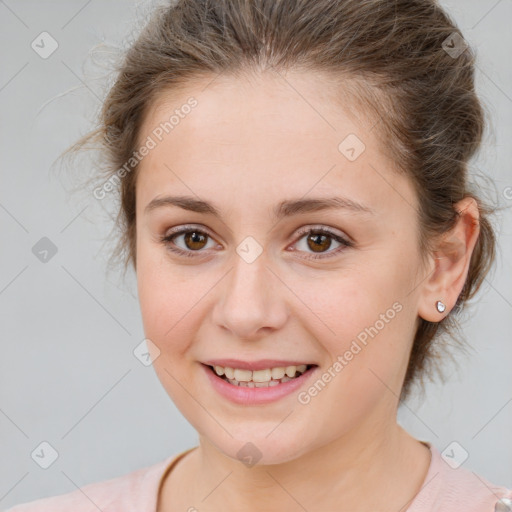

{"left": 211, "top": 363, "right": 311, "bottom": 386}
{"left": 252, "top": 369, "right": 272, "bottom": 382}
{"left": 285, "top": 366, "right": 297, "bottom": 378}
{"left": 234, "top": 369, "right": 252, "bottom": 382}
{"left": 271, "top": 367, "right": 285, "bottom": 379}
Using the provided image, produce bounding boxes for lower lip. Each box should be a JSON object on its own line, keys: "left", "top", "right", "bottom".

{"left": 201, "top": 363, "right": 317, "bottom": 405}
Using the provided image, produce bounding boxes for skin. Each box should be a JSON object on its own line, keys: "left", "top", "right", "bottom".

{"left": 133, "top": 69, "right": 480, "bottom": 512}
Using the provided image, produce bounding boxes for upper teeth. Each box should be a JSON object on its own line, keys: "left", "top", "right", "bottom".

{"left": 214, "top": 364, "right": 308, "bottom": 382}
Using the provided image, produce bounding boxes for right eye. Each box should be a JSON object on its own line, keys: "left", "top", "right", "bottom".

{"left": 160, "top": 225, "right": 218, "bottom": 258}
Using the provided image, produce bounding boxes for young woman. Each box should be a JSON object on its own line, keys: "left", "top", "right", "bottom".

{"left": 8, "top": 0, "right": 511, "bottom": 511}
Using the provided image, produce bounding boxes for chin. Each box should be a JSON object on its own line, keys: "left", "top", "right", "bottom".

{"left": 205, "top": 428, "right": 311, "bottom": 467}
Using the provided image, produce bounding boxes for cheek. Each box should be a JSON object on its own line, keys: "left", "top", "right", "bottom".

{"left": 136, "top": 242, "right": 193, "bottom": 354}
{"left": 136, "top": 253, "right": 202, "bottom": 409}
{"left": 304, "top": 255, "right": 418, "bottom": 388}
{"left": 305, "top": 265, "right": 408, "bottom": 340}
{"left": 304, "top": 299, "right": 413, "bottom": 430}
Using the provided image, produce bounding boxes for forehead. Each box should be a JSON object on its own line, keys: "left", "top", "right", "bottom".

{"left": 140, "top": 69, "right": 377, "bottom": 152}
{"left": 135, "top": 70, "right": 415, "bottom": 217}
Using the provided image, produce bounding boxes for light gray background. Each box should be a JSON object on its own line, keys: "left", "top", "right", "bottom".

{"left": 1, "top": 0, "right": 511, "bottom": 508}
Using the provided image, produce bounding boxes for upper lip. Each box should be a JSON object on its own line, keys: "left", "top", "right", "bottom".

{"left": 202, "top": 359, "right": 315, "bottom": 371}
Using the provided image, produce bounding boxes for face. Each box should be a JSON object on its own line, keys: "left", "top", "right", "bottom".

{"left": 135, "top": 70, "right": 425, "bottom": 465}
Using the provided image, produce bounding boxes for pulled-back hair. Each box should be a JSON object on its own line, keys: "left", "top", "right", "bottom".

{"left": 67, "top": 0, "right": 496, "bottom": 401}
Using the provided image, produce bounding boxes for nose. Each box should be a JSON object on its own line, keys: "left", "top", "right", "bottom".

{"left": 211, "top": 251, "right": 288, "bottom": 340}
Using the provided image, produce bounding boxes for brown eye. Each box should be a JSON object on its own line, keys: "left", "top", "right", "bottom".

{"left": 161, "top": 226, "right": 217, "bottom": 257}
{"left": 182, "top": 231, "right": 208, "bottom": 250}
{"left": 292, "top": 227, "right": 352, "bottom": 260}
{"left": 306, "top": 232, "right": 333, "bottom": 253}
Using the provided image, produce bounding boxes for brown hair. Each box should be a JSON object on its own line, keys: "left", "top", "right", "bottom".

{"left": 66, "top": 0, "right": 496, "bottom": 401}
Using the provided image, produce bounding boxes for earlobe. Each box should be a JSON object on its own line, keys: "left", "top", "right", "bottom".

{"left": 417, "top": 197, "right": 480, "bottom": 322}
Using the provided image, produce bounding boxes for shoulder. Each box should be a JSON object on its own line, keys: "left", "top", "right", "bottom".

{"left": 409, "top": 442, "right": 512, "bottom": 512}
{"left": 4, "top": 455, "right": 177, "bottom": 512}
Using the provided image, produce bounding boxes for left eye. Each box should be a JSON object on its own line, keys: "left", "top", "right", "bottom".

{"left": 290, "top": 227, "right": 352, "bottom": 260}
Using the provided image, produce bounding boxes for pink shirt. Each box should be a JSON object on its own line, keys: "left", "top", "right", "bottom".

{"left": 5, "top": 441, "right": 512, "bottom": 511}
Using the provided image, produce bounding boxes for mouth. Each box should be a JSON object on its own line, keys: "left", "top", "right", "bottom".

{"left": 203, "top": 363, "right": 317, "bottom": 388}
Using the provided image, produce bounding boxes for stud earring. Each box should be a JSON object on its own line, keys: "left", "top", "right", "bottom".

{"left": 436, "top": 300, "right": 446, "bottom": 313}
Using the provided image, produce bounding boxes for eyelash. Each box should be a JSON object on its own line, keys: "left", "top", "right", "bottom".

{"left": 160, "top": 224, "right": 353, "bottom": 260}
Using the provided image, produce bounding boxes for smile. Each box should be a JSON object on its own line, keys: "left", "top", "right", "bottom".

{"left": 201, "top": 361, "right": 318, "bottom": 405}
{"left": 209, "top": 364, "right": 313, "bottom": 387}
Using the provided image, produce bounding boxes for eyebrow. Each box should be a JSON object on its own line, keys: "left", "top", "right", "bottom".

{"left": 144, "top": 194, "right": 375, "bottom": 219}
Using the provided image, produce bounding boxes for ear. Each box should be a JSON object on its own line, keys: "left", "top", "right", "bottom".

{"left": 417, "top": 196, "right": 480, "bottom": 322}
